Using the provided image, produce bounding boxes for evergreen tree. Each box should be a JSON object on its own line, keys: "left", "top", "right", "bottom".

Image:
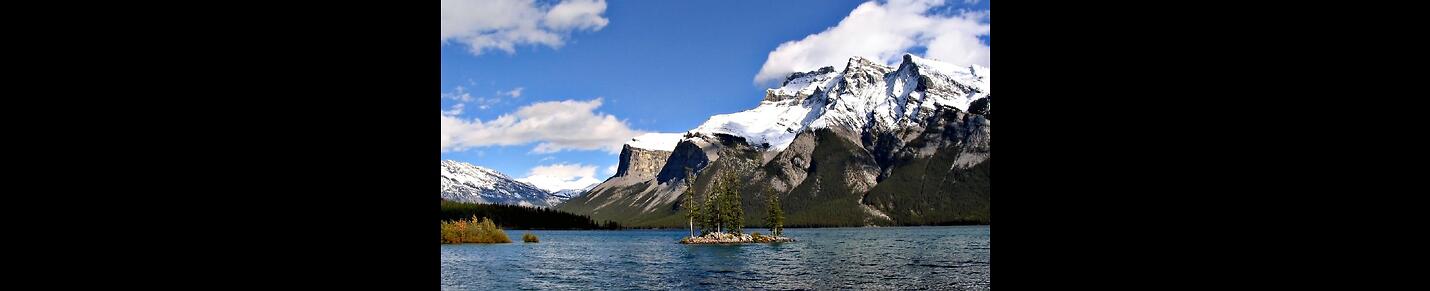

{"left": 727, "top": 174, "right": 744, "bottom": 234}
{"left": 682, "top": 171, "right": 699, "bottom": 238}
{"left": 704, "top": 178, "right": 720, "bottom": 234}
{"left": 716, "top": 175, "right": 731, "bottom": 234}
{"left": 765, "top": 186, "right": 784, "bottom": 237}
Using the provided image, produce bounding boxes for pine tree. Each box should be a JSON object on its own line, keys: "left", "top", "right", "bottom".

{"left": 728, "top": 174, "right": 744, "bottom": 235}
{"left": 717, "top": 175, "right": 731, "bottom": 234}
{"left": 765, "top": 186, "right": 784, "bottom": 237}
{"left": 682, "top": 171, "right": 699, "bottom": 238}
{"left": 704, "top": 177, "right": 720, "bottom": 234}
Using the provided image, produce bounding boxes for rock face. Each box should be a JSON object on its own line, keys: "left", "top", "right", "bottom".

{"left": 862, "top": 105, "right": 990, "bottom": 225}
{"left": 559, "top": 54, "right": 990, "bottom": 227}
{"left": 615, "top": 144, "right": 673, "bottom": 180}
{"left": 441, "top": 160, "right": 563, "bottom": 207}
{"left": 655, "top": 136, "right": 722, "bottom": 184}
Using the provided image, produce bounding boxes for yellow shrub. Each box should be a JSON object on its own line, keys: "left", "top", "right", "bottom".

{"left": 441, "top": 216, "right": 511, "bottom": 244}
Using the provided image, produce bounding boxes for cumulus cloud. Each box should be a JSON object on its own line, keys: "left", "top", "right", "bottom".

{"left": 441, "top": 0, "right": 609, "bottom": 55}
{"left": 519, "top": 163, "right": 603, "bottom": 192}
{"left": 440, "top": 98, "right": 644, "bottom": 153}
{"left": 753, "top": 0, "right": 990, "bottom": 85}
{"left": 605, "top": 164, "right": 617, "bottom": 176}
{"left": 544, "top": 0, "right": 610, "bottom": 30}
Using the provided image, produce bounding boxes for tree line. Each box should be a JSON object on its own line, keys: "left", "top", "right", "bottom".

{"left": 440, "top": 200, "right": 621, "bottom": 230}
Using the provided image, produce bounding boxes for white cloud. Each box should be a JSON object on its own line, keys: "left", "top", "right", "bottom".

{"left": 544, "top": 0, "right": 610, "bottom": 30}
{"left": 442, "top": 86, "right": 475, "bottom": 102}
{"left": 500, "top": 87, "right": 525, "bottom": 98}
{"left": 442, "top": 103, "right": 465, "bottom": 116}
{"left": 753, "top": 0, "right": 990, "bottom": 85}
{"left": 443, "top": 86, "right": 501, "bottom": 111}
{"left": 441, "top": 0, "right": 609, "bottom": 55}
{"left": 604, "top": 164, "right": 617, "bottom": 176}
{"left": 519, "top": 163, "right": 603, "bottom": 192}
{"left": 440, "top": 98, "right": 644, "bottom": 153}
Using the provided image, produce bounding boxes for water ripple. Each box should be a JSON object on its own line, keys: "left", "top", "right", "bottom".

{"left": 442, "top": 226, "right": 990, "bottom": 290}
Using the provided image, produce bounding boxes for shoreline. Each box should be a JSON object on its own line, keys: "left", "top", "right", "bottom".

{"left": 474, "top": 225, "right": 989, "bottom": 233}
{"left": 560, "top": 225, "right": 995, "bottom": 232}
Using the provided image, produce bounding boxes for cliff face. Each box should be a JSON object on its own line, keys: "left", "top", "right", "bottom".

{"left": 615, "top": 144, "right": 673, "bottom": 180}
{"left": 863, "top": 104, "right": 990, "bottom": 224}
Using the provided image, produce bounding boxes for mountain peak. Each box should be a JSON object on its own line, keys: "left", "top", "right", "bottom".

{"left": 898, "top": 54, "right": 989, "bottom": 83}
{"left": 691, "top": 54, "right": 990, "bottom": 151}
{"left": 441, "top": 160, "right": 564, "bottom": 207}
{"left": 843, "top": 56, "right": 891, "bottom": 73}
{"left": 781, "top": 66, "right": 836, "bottom": 87}
{"left": 441, "top": 160, "right": 506, "bottom": 179}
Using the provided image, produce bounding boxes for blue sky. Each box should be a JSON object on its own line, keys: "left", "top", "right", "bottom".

{"left": 440, "top": 0, "right": 990, "bottom": 191}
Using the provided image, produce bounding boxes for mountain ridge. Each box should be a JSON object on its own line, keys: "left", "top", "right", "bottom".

{"left": 559, "top": 55, "right": 990, "bottom": 227}
{"left": 441, "top": 160, "right": 589, "bottom": 208}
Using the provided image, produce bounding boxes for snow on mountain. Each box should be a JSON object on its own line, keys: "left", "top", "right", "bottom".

{"left": 440, "top": 160, "right": 562, "bottom": 207}
{"left": 691, "top": 54, "right": 989, "bottom": 151}
{"left": 552, "top": 189, "right": 583, "bottom": 200}
{"left": 690, "top": 99, "right": 814, "bottom": 151}
{"left": 627, "top": 132, "right": 684, "bottom": 151}
{"left": 551, "top": 183, "right": 598, "bottom": 201}
{"left": 564, "top": 54, "right": 992, "bottom": 227}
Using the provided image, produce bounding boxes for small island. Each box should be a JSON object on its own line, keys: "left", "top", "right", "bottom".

{"left": 681, "top": 232, "right": 794, "bottom": 244}
{"left": 677, "top": 173, "right": 794, "bottom": 244}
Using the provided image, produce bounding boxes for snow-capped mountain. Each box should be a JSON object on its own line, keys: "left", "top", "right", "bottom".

{"left": 560, "top": 54, "right": 991, "bottom": 227}
{"left": 441, "top": 160, "right": 563, "bottom": 207}
{"left": 692, "top": 54, "right": 989, "bottom": 152}
{"left": 551, "top": 183, "right": 598, "bottom": 201}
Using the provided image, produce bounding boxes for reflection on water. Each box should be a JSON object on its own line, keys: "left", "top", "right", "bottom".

{"left": 442, "top": 225, "right": 989, "bottom": 290}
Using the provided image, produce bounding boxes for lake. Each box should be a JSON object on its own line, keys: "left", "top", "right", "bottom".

{"left": 441, "top": 225, "right": 990, "bottom": 290}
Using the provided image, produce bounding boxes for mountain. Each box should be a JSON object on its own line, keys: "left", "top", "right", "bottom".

{"left": 441, "top": 160, "right": 564, "bottom": 207}
{"left": 559, "top": 54, "right": 990, "bottom": 227}
{"left": 551, "top": 183, "right": 598, "bottom": 201}
{"left": 551, "top": 189, "right": 584, "bottom": 201}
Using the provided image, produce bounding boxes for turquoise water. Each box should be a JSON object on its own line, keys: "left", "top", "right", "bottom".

{"left": 441, "top": 225, "right": 989, "bottom": 290}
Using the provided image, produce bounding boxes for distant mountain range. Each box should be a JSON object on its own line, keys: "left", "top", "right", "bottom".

{"left": 552, "top": 183, "right": 597, "bottom": 201}
{"left": 440, "top": 160, "right": 593, "bottom": 208}
{"left": 558, "top": 54, "right": 990, "bottom": 227}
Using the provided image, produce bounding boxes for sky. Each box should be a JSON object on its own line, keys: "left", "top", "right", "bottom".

{"left": 440, "top": 0, "right": 990, "bottom": 192}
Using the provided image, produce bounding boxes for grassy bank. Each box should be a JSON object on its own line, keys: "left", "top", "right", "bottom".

{"left": 441, "top": 216, "right": 511, "bottom": 244}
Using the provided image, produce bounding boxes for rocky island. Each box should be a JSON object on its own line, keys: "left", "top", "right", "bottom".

{"left": 681, "top": 232, "right": 795, "bottom": 244}
{"left": 670, "top": 171, "right": 794, "bottom": 244}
